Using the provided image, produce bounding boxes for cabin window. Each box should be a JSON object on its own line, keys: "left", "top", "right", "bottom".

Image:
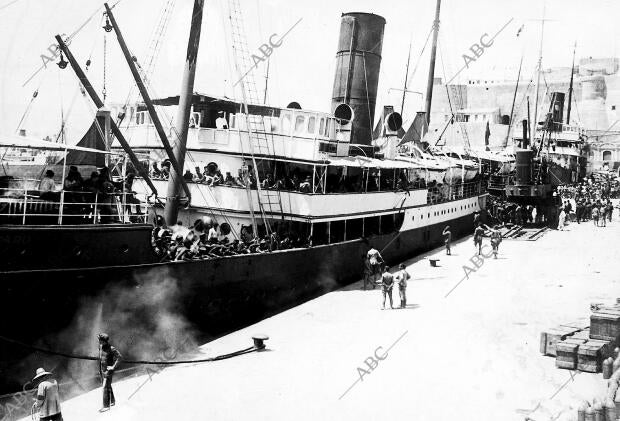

{"left": 324, "top": 118, "right": 331, "bottom": 137}
{"left": 294, "top": 115, "right": 306, "bottom": 134}
{"left": 319, "top": 118, "right": 325, "bottom": 136}
{"left": 281, "top": 114, "right": 291, "bottom": 134}
{"left": 229, "top": 114, "right": 236, "bottom": 129}
{"left": 365, "top": 216, "right": 380, "bottom": 236}
{"left": 603, "top": 151, "right": 612, "bottom": 161}
{"left": 380, "top": 214, "right": 395, "bottom": 233}
{"left": 330, "top": 220, "right": 345, "bottom": 243}
{"left": 312, "top": 222, "right": 329, "bottom": 246}
{"left": 346, "top": 218, "right": 363, "bottom": 239}
{"left": 612, "top": 105, "right": 616, "bottom": 111}
{"left": 308, "top": 116, "right": 316, "bottom": 134}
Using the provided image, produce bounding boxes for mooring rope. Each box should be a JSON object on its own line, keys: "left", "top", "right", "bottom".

{"left": 0, "top": 335, "right": 258, "bottom": 365}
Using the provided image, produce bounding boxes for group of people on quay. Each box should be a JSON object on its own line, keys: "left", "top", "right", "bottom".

{"left": 26, "top": 333, "right": 122, "bottom": 420}
{"left": 557, "top": 179, "right": 619, "bottom": 228}
{"left": 151, "top": 217, "right": 310, "bottom": 262}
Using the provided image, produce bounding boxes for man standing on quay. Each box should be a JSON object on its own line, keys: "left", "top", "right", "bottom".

{"left": 98, "top": 333, "right": 122, "bottom": 412}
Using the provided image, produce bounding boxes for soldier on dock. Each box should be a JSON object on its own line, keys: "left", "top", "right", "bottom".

{"left": 380, "top": 266, "right": 394, "bottom": 310}
{"left": 473, "top": 222, "right": 485, "bottom": 256}
{"left": 442, "top": 226, "right": 452, "bottom": 255}
{"left": 395, "top": 264, "right": 410, "bottom": 308}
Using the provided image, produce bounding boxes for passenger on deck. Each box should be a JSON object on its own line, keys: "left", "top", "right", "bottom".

{"left": 64, "top": 166, "right": 83, "bottom": 191}
{"left": 194, "top": 167, "right": 203, "bottom": 182}
{"left": 183, "top": 170, "right": 194, "bottom": 182}
{"left": 152, "top": 162, "right": 162, "bottom": 179}
{"left": 299, "top": 176, "right": 312, "bottom": 193}
{"left": 261, "top": 174, "right": 275, "bottom": 189}
{"left": 207, "top": 223, "right": 219, "bottom": 243}
{"left": 215, "top": 111, "right": 229, "bottom": 129}
{"left": 224, "top": 172, "right": 235, "bottom": 186}
{"left": 39, "top": 170, "right": 57, "bottom": 200}
{"left": 161, "top": 161, "right": 171, "bottom": 180}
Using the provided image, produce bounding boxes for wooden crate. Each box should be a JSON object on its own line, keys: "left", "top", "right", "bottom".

{"left": 540, "top": 326, "right": 578, "bottom": 356}
{"left": 590, "top": 311, "right": 620, "bottom": 341}
{"left": 556, "top": 338, "right": 587, "bottom": 370}
{"left": 572, "top": 329, "right": 590, "bottom": 341}
{"left": 578, "top": 340, "right": 612, "bottom": 373}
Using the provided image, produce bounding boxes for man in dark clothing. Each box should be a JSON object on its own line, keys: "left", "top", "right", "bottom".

{"left": 98, "top": 333, "right": 122, "bottom": 412}
{"left": 380, "top": 267, "right": 394, "bottom": 310}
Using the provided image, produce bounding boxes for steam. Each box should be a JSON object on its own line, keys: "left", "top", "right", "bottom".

{"left": 1, "top": 267, "right": 198, "bottom": 407}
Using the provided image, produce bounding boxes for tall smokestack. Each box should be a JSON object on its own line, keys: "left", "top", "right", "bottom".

{"left": 550, "top": 92, "right": 565, "bottom": 132}
{"left": 331, "top": 12, "right": 385, "bottom": 145}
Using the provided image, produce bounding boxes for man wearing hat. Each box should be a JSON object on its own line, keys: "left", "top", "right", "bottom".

{"left": 98, "top": 333, "right": 122, "bottom": 412}
{"left": 215, "top": 111, "right": 228, "bottom": 129}
{"left": 32, "top": 367, "right": 63, "bottom": 420}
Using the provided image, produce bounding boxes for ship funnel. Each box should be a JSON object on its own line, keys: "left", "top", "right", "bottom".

{"left": 331, "top": 12, "right": 386, "bottom": 145}
{"left": 550, "top": 92, "right": 565, "bottom": 131}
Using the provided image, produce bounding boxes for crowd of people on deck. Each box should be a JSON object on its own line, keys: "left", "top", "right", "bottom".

{"left": 37, "top": 166, "right": 141, "bottom": 222}
{"left": 151, "top": 216, "right": 310, "bottom": 262}
{"left": 149, "top": 159, "right": 437, "bottom": 195}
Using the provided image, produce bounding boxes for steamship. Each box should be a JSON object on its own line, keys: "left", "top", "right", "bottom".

{"left": 0, "top": 6, "right": 486, "bottom": 392}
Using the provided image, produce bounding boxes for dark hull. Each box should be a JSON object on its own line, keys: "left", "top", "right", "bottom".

{"left": 0, "top": 210, "right": 477, "bottom": 394}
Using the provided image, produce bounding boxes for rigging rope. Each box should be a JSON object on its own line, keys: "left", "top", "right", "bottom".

{"left": 102, "top": 32, "right": 107, "bottom": 103}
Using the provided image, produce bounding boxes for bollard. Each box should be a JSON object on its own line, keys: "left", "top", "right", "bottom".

{"left": 592, "top": 402, "right": 604, "bottom": 421}
{"left": 605, "top": 398, "right": 616, "bottom": 421}
{"left": 252, "top": 334, "right": 269, "bottom": 351}
{"left": 614, "top": 347, "right": 620, "bottom": 359}
{"left": 604, "top": 357, "right": 614, "bottom": 379}
{"left": 577, "top": 402, "right": 589, "bottom": 421}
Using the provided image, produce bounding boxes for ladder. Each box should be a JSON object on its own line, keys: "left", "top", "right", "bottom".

{"left": 449, "top": 85, "right": 471, "bottom": 151}
{"left": 228, "top": 0, "right": 284, "bottom": 236}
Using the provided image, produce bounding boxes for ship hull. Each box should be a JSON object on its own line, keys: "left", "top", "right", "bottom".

{"left": 0, "top": 195, "right": 484, "bottom": 393}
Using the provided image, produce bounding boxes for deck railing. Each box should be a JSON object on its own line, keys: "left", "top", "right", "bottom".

{"left": 427, "top": 181, "right": 483, "bottom": 205}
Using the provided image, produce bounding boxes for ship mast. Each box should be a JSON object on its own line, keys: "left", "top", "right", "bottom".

{"left": 164, "top": 0, "right": 204, "bottom": 224}
{"left": 531, "top": 4, "right": 546, "bottom": 144}
{"left": 424, "top": 0, "right": 441, "bottom": 128}
{"left": 400, "top": 35, "right": 413, "bottom": 115}
{"left": 566, "top": 41, "right": 576, "bottom": 125}
{"left": 103, "top": 2, "right": 192, "bottom": 205}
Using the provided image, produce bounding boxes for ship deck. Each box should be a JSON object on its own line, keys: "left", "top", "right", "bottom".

{"left": 20, "top": 216, "right": 620, "bottom": 421}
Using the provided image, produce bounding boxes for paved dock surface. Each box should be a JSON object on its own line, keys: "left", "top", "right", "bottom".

{"left": 22, "top": 218, "right": 620, "bottom": 421}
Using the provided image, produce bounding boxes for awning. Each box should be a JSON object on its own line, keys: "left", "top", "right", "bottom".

{"left": 0, "top": 134, "right": 112, "bottom": 154}
{"left": 327, "top": 155, "right": 421, "bottom": 169}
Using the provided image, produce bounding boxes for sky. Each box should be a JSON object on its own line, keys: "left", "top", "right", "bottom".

{"left": 0, "top": 0, "right": 618, "bottom": 141}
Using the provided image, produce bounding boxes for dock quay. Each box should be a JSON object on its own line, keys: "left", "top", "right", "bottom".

{"left": 10, "top": 217, "right": 618, "bottom": 421}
